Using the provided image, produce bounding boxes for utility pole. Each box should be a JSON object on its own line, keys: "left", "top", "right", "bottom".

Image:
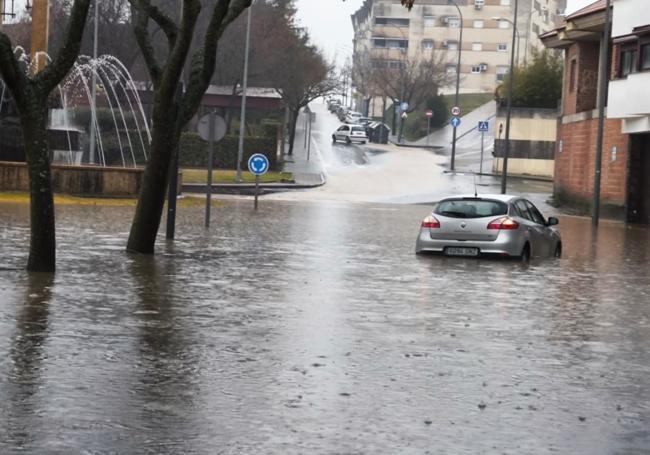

{"left": 500, "top": 0, "right": 519, "bottom": 195}
{"left": 236, "top": 5, "right": 252, "bottom": 182}
{"left": 449, "top": 0, "right": 463, "bottom": 171}
{"left": 89, "top": 0, "right": 98, "bottom": 164}
{"left": 592, "top": 0, "right": 612, "bottom": 226}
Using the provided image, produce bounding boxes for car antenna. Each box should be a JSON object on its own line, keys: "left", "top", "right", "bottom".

{"left": 473, "top": 172, "right": 478, "bottom": 198}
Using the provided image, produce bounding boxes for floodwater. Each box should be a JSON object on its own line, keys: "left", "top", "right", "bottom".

{"left": 1, "top": 200, "right": 650, "bottom": 454}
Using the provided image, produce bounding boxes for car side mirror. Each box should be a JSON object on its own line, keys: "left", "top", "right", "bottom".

{"left": 547, "top": 217, "right": 559, "bottom": 226}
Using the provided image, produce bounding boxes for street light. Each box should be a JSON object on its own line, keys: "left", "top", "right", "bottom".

{"left": 236, "top": 5, "right": 252, "bottom": 182}
{"left": 491, "top": 1, "right": 519, "bottom": 195}
{"left": 491, "top": 17, "right": 521, "bottom": 66}
{"left": 449, "top": 0, "right": 463, "bottom": 172}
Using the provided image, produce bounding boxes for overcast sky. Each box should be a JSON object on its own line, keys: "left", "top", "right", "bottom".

{"left": 295, "top": 0, "right": 597, "bottom": 67}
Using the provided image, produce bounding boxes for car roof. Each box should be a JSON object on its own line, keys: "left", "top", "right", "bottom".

{"left": 440, "top": 194, "right": 520, "bottom": 203}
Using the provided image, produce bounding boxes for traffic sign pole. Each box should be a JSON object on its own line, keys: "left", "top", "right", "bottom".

{"left": 254, "top": 174, "right": 260, "bottom": 210}
{"left": 476, "top": 121, "right": 489, "bottom": 175}
{"left": 248, "top": 153, "right": 269, "bottom": 211}
{"left": 205, "top": 110, "right": 215, "bottom": 228}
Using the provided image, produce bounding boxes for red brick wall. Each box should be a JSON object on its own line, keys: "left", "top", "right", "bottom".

{"left": 555, "top": 118, "right": 629, "bottom": 205}
{"left": 563, "top": 42, "right": 600, "bottom": 116}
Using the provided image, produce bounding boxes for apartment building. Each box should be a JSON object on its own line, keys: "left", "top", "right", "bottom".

{"left": 351, "top": 0, "right": 566, "bottom": 98}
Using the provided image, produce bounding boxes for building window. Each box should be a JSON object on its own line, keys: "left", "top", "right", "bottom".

{"left": 471, "top": 65, "right": 482, "bottom": 74}
{"left": 445, "top": 40, "right": 459, "bottom": 50}
{"left": 375, "top": 17, "right": 410, "bottom": 27}
{"left": 500, "top": 0, "right": 511, "bottom": 5}
{"left": 497, "top": 43, "right": 508, "bottom": 52}
{"left": 498, "top": 20, "right": 510, "bottom": 29}
{"left": 422, "top": 40, "right": 434, "bottom": 50}
{"left": 620, "top": 49, "right": 637, "bottom": 77}
{"left": 496, "top": 65, "right": 509, "bottom": 81}
{"left": 472, "top": 42, "right": 483, "bottom": 51}
{"left": 473, "top": 20, "right": 484, "bottom": 29}
{"left": 423, "top": 16, "right": 436, "bottom": 27}
{"left": 446, "top": 16, "right": 461, "bottom": 28}
{"left": 569, "top": 59, "right": 577, "bottom": 92}
{"left": 641, "top": 43, "right": 650, "bottom": 71}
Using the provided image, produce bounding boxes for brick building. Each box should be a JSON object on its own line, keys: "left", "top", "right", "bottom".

{"left": 541, "top": 0, "right": 650, "bottom": 222}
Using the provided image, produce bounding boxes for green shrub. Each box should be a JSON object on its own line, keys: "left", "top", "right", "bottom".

{"left": 178, "top": 133, "right": 278, "bottom": 170}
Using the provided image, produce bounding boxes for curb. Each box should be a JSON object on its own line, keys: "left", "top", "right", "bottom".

{"left": 182, "top": 173, "right": 326, "bottom": 195}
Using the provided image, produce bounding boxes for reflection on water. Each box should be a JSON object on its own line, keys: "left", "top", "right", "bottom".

{"left": 1, "top": 201, "right": 650, "bottom": 454}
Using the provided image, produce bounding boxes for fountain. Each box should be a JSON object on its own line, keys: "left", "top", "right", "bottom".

{"left": 0, "top": 50, "right": 151, "bottom": 169}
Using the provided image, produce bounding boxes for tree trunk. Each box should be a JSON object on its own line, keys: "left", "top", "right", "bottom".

{"left": 126, "top": 96, "right": 179, "bottom": 254}
{"left": 287, "top": 108, "right": 299, "bottom": 156}
{"left": 21, "top": 105, "right": 56, "bottom": 272}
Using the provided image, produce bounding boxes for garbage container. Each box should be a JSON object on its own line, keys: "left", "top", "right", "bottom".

{"left": 368, "top": 122, "right": 390, "bottom": 144}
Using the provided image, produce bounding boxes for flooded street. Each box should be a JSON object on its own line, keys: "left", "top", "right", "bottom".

{"left": 1, "top": 200, "right": 650, "bottom": 454}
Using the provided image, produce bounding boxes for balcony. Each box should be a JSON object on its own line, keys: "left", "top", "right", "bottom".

{"left": 608, "top": 72, "right": 650, "bottom": 118}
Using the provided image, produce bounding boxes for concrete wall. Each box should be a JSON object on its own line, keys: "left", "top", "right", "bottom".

{"left": 0, "top": 162, "right": 151, "bottom": 197}
{"left": 493, "top": 107, "right": 558, "bottom": 178}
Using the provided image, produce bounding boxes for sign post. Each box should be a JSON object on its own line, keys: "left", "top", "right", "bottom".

{"left": 248, "top": 153, "right": 269, "bottom": 210}
{"left": 478, "top": 121, "right": 489, "bottom": 175}
{"left": 198, "top": 112, "right": 227, "bottom": 227}
{"left": 425, "top": 109, "right": 433, "bottom": 146}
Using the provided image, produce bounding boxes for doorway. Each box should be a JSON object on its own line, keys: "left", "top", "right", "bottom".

{"left": 627, "top": 133, "right": 650, "bottom": 224}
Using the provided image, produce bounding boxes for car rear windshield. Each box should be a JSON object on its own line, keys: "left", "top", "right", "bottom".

{"left": 351, "top": 126, "right": 365, "bottom": 132}
{"left": 434, "top": 198, "right": 508, "bottom": 219}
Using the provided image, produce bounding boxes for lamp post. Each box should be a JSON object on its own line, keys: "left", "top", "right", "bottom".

{"left": 235, "top": 5, "right": 252, "bottom": 182}
{"left": 592, "top": 0, "right": 612, "bottom": 226}
{"left": 449, "top": 0, "right": 463, "bottom": 172}
{"left": 89, "top": 0, "right": 98, "bottom": 164}
{"left": 492, "top": 1, "right": 519, "bottom": 195}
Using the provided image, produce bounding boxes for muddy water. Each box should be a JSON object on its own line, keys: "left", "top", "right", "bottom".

{"left": 1, "top": 200, "right": 649, "bottom": 454}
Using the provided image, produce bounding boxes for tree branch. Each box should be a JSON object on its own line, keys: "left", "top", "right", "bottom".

{"left": 0, "top": 32, "right": 28, "bottom": 107}
{"left": 130, "top": 0, "right": 178, "bottom": 47}
{"left": 129, "top": 1, "right": 162, "bottom": 85}
{"left": 179, "top": 0, "right": 252, "bottom": 126}
{"left": 35, "top": 0, "right": 92, "bottom": 96}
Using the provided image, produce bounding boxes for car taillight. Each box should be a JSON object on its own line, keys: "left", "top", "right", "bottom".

{"left": 421, "top": 215, "right": 440, "bottom": 229}
{"left": 487, "top": 217, "right": 519, "bottom": 230}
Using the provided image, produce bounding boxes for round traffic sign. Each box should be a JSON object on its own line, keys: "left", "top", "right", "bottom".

{"left": 425, "top": 109, "right": 434, "bottom": 118}
{"left": 451, "top": 106, "right": 461, "bottom": 116}
{"left": 248, "top": 153, "right": 269, "bottom": 176}
{"left": 400, "top": 102, "right": 409, "bottom": 112}
{"left": 197, "top": 114, "right": 227, "bottom": 142}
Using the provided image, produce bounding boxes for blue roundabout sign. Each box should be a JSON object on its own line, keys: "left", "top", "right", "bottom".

{"left": 247, "top": 153, "right": 269, "bottom": 176}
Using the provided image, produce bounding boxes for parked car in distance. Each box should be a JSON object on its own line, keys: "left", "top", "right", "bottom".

{"left": 332, "top": 124, "right": 368, "bottom": 144}
{"left": 358, "top": 117, "right": 372, "bottom": 126}
{"left": 328, "top": 99, "right": 341, "bottom": 112}
{"left": 344, "top": 111, "right": 363, "bottom": 124}
{"left": 415, "top": 194, "right": 562, "bottom": 260}
{"left": 336, "top": 106, "right": 349, "bottom": 121}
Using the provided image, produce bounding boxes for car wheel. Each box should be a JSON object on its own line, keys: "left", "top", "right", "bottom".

{"left": 345, "top": 137, "right": 351, "bottom": 144}
{"left": 554, "top": 243, "right": 562, "bottom": 258}
{"left": 520, "top": 243, "right": 531, "bottom": 262}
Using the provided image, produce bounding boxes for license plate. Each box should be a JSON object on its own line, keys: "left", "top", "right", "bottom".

{"left": 445, "top": 247, "right": 479, "bottom": 257}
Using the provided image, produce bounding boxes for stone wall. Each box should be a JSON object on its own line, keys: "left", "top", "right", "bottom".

{"left": 0, "top": 162, "right": 151, "bottom": 197}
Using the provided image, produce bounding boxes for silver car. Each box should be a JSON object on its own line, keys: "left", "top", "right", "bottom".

{"left": 415, "top": 194, "right": 562, "bottom": 260}
{"left": 332, "top": 124, "right": 368, "bottom": 144}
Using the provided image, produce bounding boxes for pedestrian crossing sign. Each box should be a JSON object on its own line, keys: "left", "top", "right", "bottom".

{"left": 478, "top": 121, "right": 489, "bottom": 132}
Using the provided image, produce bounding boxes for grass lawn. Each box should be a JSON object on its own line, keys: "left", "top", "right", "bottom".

{"left": 0, "top": 192, "right": 222, "bottom": 208}
{"left": 442, "top": 93, "right": 493, "bottom": 118}
{"left": 182, "top": 168, "right": 294, "bottom": 184}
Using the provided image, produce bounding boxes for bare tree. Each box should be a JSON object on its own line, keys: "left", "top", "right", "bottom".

{"left": 0, "top": 0, "right": 92, "bottom": 272}
{"left": 125, "top": 0, "right": 251, "bottom": 254}
{"left": 267, "top": 29, "right": 336, "bottom": 155}
{"left": 372, "top": 49, "right": 451, "bottom": 116}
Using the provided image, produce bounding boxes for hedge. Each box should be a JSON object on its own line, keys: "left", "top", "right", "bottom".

{"left": 178, "top": 132, "right": 278, "bottom": 170}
